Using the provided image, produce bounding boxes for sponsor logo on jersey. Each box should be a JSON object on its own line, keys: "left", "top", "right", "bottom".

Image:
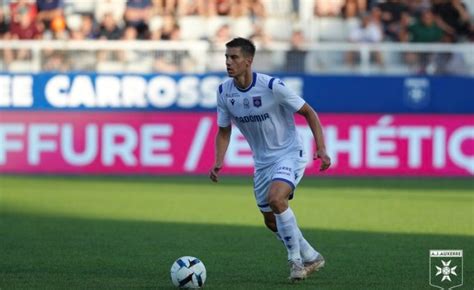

{"left": 234, "top": 113, "right": 270, "bottom": 123}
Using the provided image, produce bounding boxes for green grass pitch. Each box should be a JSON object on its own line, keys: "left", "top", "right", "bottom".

{"left": 1, "top": 176, "right": 473, "bottom": 289}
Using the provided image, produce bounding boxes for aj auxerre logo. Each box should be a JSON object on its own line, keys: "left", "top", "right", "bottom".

{"left": 429, "top": 250, "right": 463, "bottom": 290}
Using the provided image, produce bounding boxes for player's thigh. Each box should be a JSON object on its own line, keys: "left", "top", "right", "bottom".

{"left": 253, "top": 166, "right": 273, "bottom": 212}
{"left": 270, "top": 154, "right": 307, "bottom": 198}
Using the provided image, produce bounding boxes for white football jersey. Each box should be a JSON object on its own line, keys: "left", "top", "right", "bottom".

{"left": 217, "top": 72, "right": 306, "bottom": 168}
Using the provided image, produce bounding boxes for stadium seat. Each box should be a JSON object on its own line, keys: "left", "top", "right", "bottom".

{"left": 312, "top": 17, "right": 350, "bottom": 42}
{"left": 96, "top": 61, "right": 125, "bottom": 73}
{"left": 180, "top": 16, "right": 207, "bottom": 40}
{"left": 8, "top": 61, "right": 34, "bottom": 73}
{"left": 264, "top": 17, "right": 293, "bottom": 41}
{"left": 207, "top": 17, "right": 231, "bottom": 39}
{"left": 262, "top": 0, "right": 293, "bottom": 17}
{"left": 230, "top": 17, "right": 254, "bottom": 38}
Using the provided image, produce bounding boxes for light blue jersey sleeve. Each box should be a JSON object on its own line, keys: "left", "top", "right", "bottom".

{"left": 216, "top": 86, "right": 231, "bottom": 127}
{"left": 272, "top": 79, "right": 306, "bottom": 112}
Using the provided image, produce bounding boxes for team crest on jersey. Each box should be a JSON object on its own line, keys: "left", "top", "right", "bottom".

{"left": 243, "top": 98, "right": 250, "bottom": 109}
{"left": 253, "top": 96, "right": 262, "bottom": 108}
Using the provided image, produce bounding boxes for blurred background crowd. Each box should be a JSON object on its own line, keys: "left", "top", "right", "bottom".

{"left": 0, "top": 0, "right": 473, "bottom": 74}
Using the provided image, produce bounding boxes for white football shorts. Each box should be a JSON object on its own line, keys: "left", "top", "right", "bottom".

{"left": 253, "top": 150, "right": 308, "bottom": 212}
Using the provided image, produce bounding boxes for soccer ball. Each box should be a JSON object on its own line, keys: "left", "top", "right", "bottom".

{"left": 170, "top": 256, "right": 206, "bottom": 288}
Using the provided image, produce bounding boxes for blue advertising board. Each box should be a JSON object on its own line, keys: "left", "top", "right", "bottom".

{"left": 0, "top": 73, "right": 472, "bottom": 113}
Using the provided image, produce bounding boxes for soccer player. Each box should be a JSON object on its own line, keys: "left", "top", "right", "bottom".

{"left": 209, "top": 37, "right": 331, "bottom": 281}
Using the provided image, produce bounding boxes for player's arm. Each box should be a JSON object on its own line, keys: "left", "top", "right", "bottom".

{"left": 272, "top": 78, "right": 331, "bottom": 171}
{"left": 297, "top": 103, "right": 331, "bottom": 171}
{"left": 210, "top": 126, "right": 231, "bottom": 182}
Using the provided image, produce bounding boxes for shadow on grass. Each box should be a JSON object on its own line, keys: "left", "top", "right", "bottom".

{"left": 1, "top": 211, "right": 472, "bottom": 290}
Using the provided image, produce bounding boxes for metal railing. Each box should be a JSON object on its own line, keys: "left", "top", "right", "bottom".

{"left": 0, "top": 40, "right": 472, "bottom": 75}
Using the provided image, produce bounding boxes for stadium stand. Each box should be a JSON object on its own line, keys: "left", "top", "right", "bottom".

{"left": 0, "top": 0, "right": 473, "bottom": 74}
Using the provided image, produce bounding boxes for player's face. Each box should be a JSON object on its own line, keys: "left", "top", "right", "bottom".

{"left": 225, "top": 47, "right": 251, "bottom": 77}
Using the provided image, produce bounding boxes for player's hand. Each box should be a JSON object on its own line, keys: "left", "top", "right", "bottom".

{"left": 314, "top": 149, "right": 331, "bottom": 172}
{"left": 209, "top": 165, "right": 222, "bottom": 183}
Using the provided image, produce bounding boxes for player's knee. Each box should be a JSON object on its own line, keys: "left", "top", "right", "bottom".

{"left": 267, "top": 192, "right": 287, "bottom": 213}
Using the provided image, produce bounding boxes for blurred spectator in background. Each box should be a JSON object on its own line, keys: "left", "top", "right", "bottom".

{"left": 207, "top": 23, "right": 232, "bottom": 71}
{"left": 249, "top": 21, "right": 271, "bottom": 46}
{"left": 49, "top": 12, "right": 66, "bottom": 39}
{"left": 95, "top": 0, "right": 126, "bottom": 25}
{"left": 36, "top": 0, "right": 64, "bottom": 37}
{"left": 394, "top": 11, "right": 413, "bottom": 42}
{"left": 153, "top": 23, "right": 195, "bottom": 72}
{"left": 250, "top": 22, "right": 273, "bottom": 72}
{"left": 284, "top": 30, "right": 308, "bottom": 72}
{"left": 315, "top": 0, "right": 345, "bottom": 16}
{"left": 469, "top": 23, "right": 474, "bottom": 41}
{"left": 10, "top": 0, "right": 37, "bottom": 26}
{"left": 42, "top": 49, "right": 68, "bottom": 71}
{"left": 124, "top": 0, "right": 152, "bottom": 39}
{"left": 9, "top": 6, "right": 42, "bottom": 40}
{"left": 215, "top": 0, "right": 232, "bottom": 16}
{"left": 246, "top": 0, "right": 266, "bottom": 20}
{"left": 6, "top": 6, "right": 42, "bottom": 64}
{"left": 98, "top": 12, "right": 123, "bottom": 62}
{"left": 210, "top": 23, "right": 232, "bottom": 48}
{"left": 432, "top": 0, "right": 471, "bottom": 41}
{"left": 0, "top": 7, "right": 9, "bottom": 39}
{"left": 405, "top": 0, "right": 431, "bottom": 18}
{"left": 158, "top": 13, "right": 178, "bottom": 40}
{"left": 404, "top": 9, "right": 444, "bottom": 73}
{"left": 347, "top": 7, "right": 384, "bottom": 67}
{"left": 341, "top": 0, "right": 367, "bottom": 18}
{"left": 99, "top": 12, "right": 123, "bottom": 40}
{"left": 120, "top": 26, "right": 143, "bottom": 65}
{"left": 151, "top": 0, "right": 179, "bottom": 15}
{"left": 0, "top": 7, "right": 9, "bottom": 66}
{"left": 80, "top": 14, "right": 99, "bottom": 39}
{"left": 377, "top": 0, "right": 409, "bottom": 41}
{"left": 407, "top": 10, "right": 443, "bottom": 43}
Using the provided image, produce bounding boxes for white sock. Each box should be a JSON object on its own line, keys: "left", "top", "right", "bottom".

{"left": 275, "top": 228, "right": 319, "bottom": 262}
{"left": 296, "top": 228, "right": 319, "bottom": 262}
{"left": 274, "top": 207, "right": 302, "bottom": 262}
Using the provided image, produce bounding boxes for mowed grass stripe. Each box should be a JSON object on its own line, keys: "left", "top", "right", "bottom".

{"left": 1, "top": 176, "right": 473, "bottom": 289}
{"left": 1, "top": 176, "right": 472, "bottom": 235}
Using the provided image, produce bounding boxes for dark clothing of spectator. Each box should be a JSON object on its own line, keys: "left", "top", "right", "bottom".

{"left": 125, "top": 0, "right": 151, "bottom": 39}
{"left": 126, "top": 0, "right": 152, "bottom": 9}
{"left": 0, "top": 19, "right": 8, "bottom": 37}
{"left": 378, "top": 1, "right": 408, "bottom": 24}
{"left": 99, "top": 26, "right": 122, "bottom": 40}
{"left": 409, "top": 21, "right": 443, "bottom": 42}
{"left": 378, "top": 1, "right": 408, "bottom": 40}
{"left": 432, "top": 2, "right": 470, "bottom": 36}
{"left": 36, "top": 0, "right": 64, "bottom": 12}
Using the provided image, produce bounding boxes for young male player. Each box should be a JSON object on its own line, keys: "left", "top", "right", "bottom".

{"left": 209, "top": 37, "right": 331, "bottom": 281}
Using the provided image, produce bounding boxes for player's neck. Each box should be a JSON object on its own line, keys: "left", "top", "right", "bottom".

{"left": 233, "top": 71, "right": 253, "bottom": 90}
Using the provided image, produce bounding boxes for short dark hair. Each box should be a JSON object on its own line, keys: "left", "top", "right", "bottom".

{"left": 225, "top": 37, "right": 256, "bottom": 57}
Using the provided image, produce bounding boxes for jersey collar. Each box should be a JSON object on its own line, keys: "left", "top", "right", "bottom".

{"left": 234, "top": 72, "right": 257, "bottom": 92}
